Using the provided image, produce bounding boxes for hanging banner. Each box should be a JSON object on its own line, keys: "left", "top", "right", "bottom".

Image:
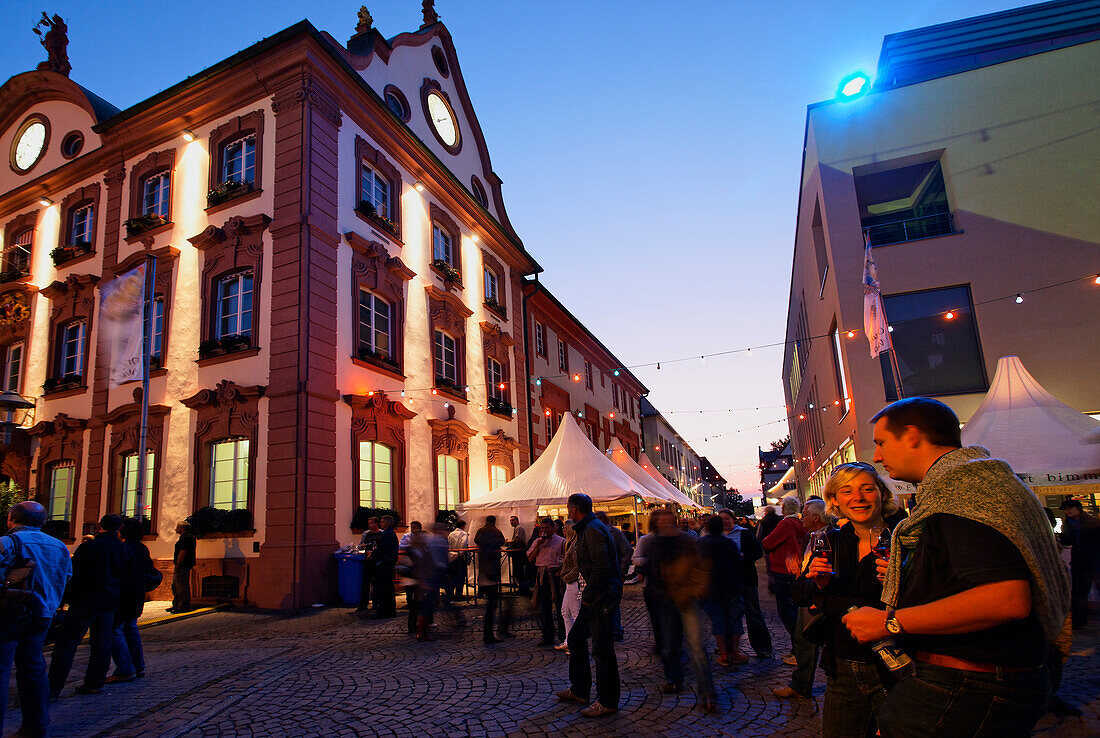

{"left": 862, "top": 240, "right": 892, "bottom": 358}
{"left": 99, "top": 263, "right": 146, "bottom": 387}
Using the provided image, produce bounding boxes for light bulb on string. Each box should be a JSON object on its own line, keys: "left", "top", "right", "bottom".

{"left": 656, "top": 362, "right": 661, "bottom": 370}
{"left": 613, "top": 369, "right": 620, "bottom": 376}
{"left": 1095, "top": 274, "right": 1100, "bottom": 285}
{"left": 846, "top": 330, "right": 855, "bottom": 339}
{"left": 400, "top": 390, "right": 405, "bottom": 397}
{"left": 945, "top": 310, "right": 955, "bottom": 320}
{"left": 1015, "top": 294, "right": 1023, "bottom": 304}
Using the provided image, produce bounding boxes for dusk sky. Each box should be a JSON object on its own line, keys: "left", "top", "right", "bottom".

{"left": 1, "top": 0, "right": 1035, "bottom": 497}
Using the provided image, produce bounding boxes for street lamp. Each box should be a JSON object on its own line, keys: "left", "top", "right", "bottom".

{"left": 0, "top": 391, "right": 34, "bottom": 445}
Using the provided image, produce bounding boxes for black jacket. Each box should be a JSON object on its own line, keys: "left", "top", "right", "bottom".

{"left": 574, "top": 513, "right": 622, "bottom": 609}
{"left": 737, "top": 528, "right": 764, "bottom": 585}
{"left": 376, "top": 527, "right": 399, "bottom": 568}
{"left": 118, "top": 540, "right": 155, "bottom": 620}
{"left": 65, "top": 531, "right": 134, "bottom": 613}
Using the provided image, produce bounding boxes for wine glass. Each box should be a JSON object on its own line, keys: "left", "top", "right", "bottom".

{"left": 810, "top": 530, "right": 834, "bottom": 574}
{"left": 869, "top": 525, "right": 891, "bottom": 560}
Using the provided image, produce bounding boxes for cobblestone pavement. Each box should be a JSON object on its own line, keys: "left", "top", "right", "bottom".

{"left": 8, "top": 580, "right": 1099, "bottom": 737}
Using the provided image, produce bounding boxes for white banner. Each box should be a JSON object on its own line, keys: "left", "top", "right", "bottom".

{"left": 99, "top": 263, "right": 146, "bottom": 387}
{"left": 862, "top": 242, "right": 892, "bottom": 359}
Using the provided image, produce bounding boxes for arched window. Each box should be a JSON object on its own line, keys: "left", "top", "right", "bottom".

{"left": 119, "top": 450, "right": 155, "bottom": 518}
{"left": 358, "top": 441, "right": 393, "bottom": 508}
{"left": 142, "top": 171, "right": 171, "bottom": 218}
{"left": 216, "top": 271, "right": 253, "bottom": 340}
{"left": 434, "top": 330, "right": 458, "bottom": 385}
{"left": 210, "top": 437, "right": 249, "bottom": 510}
{"left": 359, "top": 162, "right": 391, "bottom": 219}
{"left": 221, "top": 134, "right": 256, "bottom": 185}
{"left": 490, "top": 465, "right": 509, "bottom": 491}
{"left": 437, "top": 455, "right": 462, "bottom": 510}
{"left": 47, "top": 460, "right": 76, "bottom": 521}
{"left": 357, "top": 289, "right": 391, "bottom": 360}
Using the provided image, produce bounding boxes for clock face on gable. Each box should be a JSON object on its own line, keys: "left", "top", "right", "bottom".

{"left": 11, "top": 117, "right": 49, "bottom": 173}
{"left": 426, "top": 91, "right": 459, "bottom": 149}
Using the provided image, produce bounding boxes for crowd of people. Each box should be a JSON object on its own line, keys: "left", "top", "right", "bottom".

{"left": 2, "top": 396, "right": 1091, "bottom": 736}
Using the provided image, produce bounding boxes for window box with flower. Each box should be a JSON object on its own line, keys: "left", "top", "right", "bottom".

{"left": 434, "top": 374, "right": 467, "bottom": 400}
{"left": 44, "top": 374, "right": 83, "bottom": 394}
{"left": 199, "top": 334, "right": 252, "bottom": 359}
{"left": 50, "top": 241, "right": 94, "bottom": 267}
{"left": 357, "top": 345, "right": 400, "bottom": 370}
{"left": 486, "top": 398, "right": 513, "bottom": 418}
{"left": 206, "top": 179, "right": 255, "bottom": 208}
{"left": 431, "top": 259, "right": 462, "bottom": 287}
{"left": 484, "top": 297, "right": 507, "bottom": 319}
{"left": 355, "top": 200, "right": 401, "bottom": 239}
{"left": 124, "top": 213, "right": 168, "bottom": 238}
{"left": 0, "top": 267, "right": 30, "bottom": 284}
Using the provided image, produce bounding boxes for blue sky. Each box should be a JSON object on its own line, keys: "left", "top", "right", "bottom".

{"left": 1, "top": 0, "right": 1036, "bottom": 495}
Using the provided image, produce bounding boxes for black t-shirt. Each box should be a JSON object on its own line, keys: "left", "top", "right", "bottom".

{"left": 174, "top": 534, "right": 197, "bottom": 569}
{"left": 896, "top": 513, "right": 1045, "bottom": 667}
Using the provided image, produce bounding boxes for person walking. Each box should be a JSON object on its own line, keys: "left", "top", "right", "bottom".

{"left": 474, "top": 515, "right": 511, "bottom": 643}
{"left": 699, "top": 515, "right": 746, "bottom": 667}
{"left": 595, "top": 511, "right": 632, "bottom": 641}
{"left": 774, "top": 499, "right": 829, "bottom": 698}
{"left": 357, "top": 516, "right": 383, "bottom": 615}
{"left": 49, "top": 514, "right": 134, "bottom": 697}
{"left": 0, "top": 501, "right": 73, "bottom": 737}
{"left": 447, "top": 519, "right": 470, "bottom": 601}
{"left": 168, "top": 521, "right": 195, "bottom": 613}
{"left": 1059, "top": 498, "right": 1099, "bottom": 628}
{"left": 720, "top": 509, "right": 774, "bottom": 659}
{"left": 758, "top": 505, "right": 781, "bottom": 540}
{"left": 844, "top": 397, "right": 1071, "bottom": 738}
{"left": 763, "top": 497, "right": 807, "bottom": 660}
{"left": 556, "top": 493, "right": 622, "bottom": 717}
{"left": 784, "top": 463, "right": 901, "bottom": 734}
{"left": 633, "top": 515, "right": 664, "bottom": 654}
{"left": 508, "top": 515, "right": 529, "bottom": 595}
{"left": 109, "top": 517, "right": 160, "bottom": 682}
{"left": 527, "top": 516, "right": 566, "bottom": 647}
{"left": 372, "top": 515, "right": 399, "bottom": 619}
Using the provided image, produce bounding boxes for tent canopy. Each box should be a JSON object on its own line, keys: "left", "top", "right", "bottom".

{"left": 605, "top": 438, "right": 676, "bottom": 505}
{"left": 638, "top": 453, "right": 705, "bottom": 509}
{"left": 961, "top": 356, "right": 1100, "bottom": 485}
{"left": 459, "top": 413, "right": 651, "bottom": 515}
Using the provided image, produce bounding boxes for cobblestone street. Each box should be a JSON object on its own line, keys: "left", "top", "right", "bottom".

{"left": 10, "top": 583, "right": 1099, "bottom": 737}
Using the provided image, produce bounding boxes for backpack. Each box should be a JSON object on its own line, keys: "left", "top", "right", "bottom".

{"left": 0, "top": 533, "right": 37, "bottom": 626}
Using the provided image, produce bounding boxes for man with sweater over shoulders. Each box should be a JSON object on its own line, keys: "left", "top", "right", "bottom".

{"left": 844, "top": 397, "right": 1070, "bottom": 738}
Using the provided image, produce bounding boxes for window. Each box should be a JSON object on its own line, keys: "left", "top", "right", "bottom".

{"left": 557, "top": 338, "right": 568, "bottom": 372}
{"left": 222, "top": 134, "right": 256, "bottom": 185}
{"left": 612, "top": 385, "right": 620, "bottom": 410}
{"left": 359, "top": 161, "right": 390, "bottom": 218}
{"left": 437, "top": 455, "right": 461, "bottom": 510}
{"left": 484, "top": 266, "right": 498, "bottom": 304}
{"left": 487, "top": 357, "right": 505, "bottom": 402}
{"left": 2, "top": 343, "right": 23, "bottom": 393}
{"left": 534, "top": 322, "right": 546, "bottom": 357}
{"left": 811, "top": 200, "right": 828, "bottom": 295}
{"left": 434, "top": 330, "right": 458, "bottom": 384}
{"left": 71, "top": 204, "right": 94, "bottom": 246}
{"left": 58, "top": 320, "right": 85, "bottom": 378}
{"left": 471, "top": 176, "right": 488, "bottom": 209}
{"left": 142, "top": 172, "right": 171, "bottom": 218}
{"left": 4, "top": 229, "right": 31, "bottom": 274}
{"left": 432, "top": 224, "right": 453, "bottom": 267}
{"left": 830, "top": 324, "right": 850, "bottom": 414}
{"left": 880, "top": 284, "right": 986, "bottom": 399}
{"left": 855, "top": 157, "right": 953, "bottom": 246}
{"left": 490, "top": 465, "right": 508, "bottom": 491}
{"left": 216, "top": 272, "right": 253, "bottom": 339}
{"left": 150, "top": 297, "right": 165, "bottom": 363}
{"left": 119, "top": 451, "right": 155, "bottom": 518}
{"left": 48, "top": 461, "right": 75, "bottom": 521}
{"left": 584, "top": 360, "right": 593, "bottom": 390}
{"left": 358, "top": 441, "right": 392, "bottom": 508}
{"left": 358, "top": 290, "right": 391, "bottom": 358}
{"left": 385, "top": 91, "right": 407, "bottom": 119}
{"left": 210, "top": 438, "right": 249, "bottom": 510}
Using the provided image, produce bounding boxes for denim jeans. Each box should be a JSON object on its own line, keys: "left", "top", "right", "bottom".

{"left": 111, "top": 618, "right": 144, "bottom": 677}
{"left": 701, "top": 593, "right": 744, "bottom": 638}
{"left": 48, "top": 608, "right": 115, "bottom": 695}
{"left": 822, "top": 658, "right": 887, "bottom": 738}
{"left": 568, "top": 602, "right": 620, "bottom": 709}
{"left": 771, "top": 572, "right": 798, "bottom": 638}
{"left": 789, "top": 607, "right": 821, "bottom": 697}
{"left": 741, "top": 581, "right": 773, "bottom": 656}
{"left": 878, "top": 663, "right": 1050, "bottom": 738}
{"left": 1, "top": 616, "right": 52, "bottom": 737}
{"left": 656, "top": 599, "right": 716, "bottom": 698}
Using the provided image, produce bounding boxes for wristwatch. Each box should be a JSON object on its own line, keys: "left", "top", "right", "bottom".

{"left": 884, "top": 609, "right": 904, "bottom": 636}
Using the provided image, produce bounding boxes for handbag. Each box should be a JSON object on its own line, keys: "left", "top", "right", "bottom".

{"left": 800, "top": 605, "right": 831, "bottom": 646}
{"left": 0, "top": 533, "right": 37, "bottom": 625}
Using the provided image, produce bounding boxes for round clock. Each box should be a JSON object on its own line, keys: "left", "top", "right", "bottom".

{"left": 426, "top": 91, "right": 459, "bottom": 148}
{"left": 11, "top": 116, "right": 49, "bottom": 173}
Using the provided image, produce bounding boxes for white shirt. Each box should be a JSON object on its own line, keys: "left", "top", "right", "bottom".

{"left": 448, "top": 528, "right": 470, "bottom": 561}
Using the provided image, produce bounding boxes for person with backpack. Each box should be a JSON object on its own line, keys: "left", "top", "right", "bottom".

{"left": 1, "top": 501, "right": 73, "bottom": 737}
{"left": 109, "top": 517, "right": 162, "bottom": 682}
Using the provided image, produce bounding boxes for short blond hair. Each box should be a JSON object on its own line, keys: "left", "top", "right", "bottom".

{"left": 821, "top": 462, "right": 899, "bottom": 519}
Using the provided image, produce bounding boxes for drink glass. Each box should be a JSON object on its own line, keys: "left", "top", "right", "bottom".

{"left": 810, "top": 530, "right": 834, "bottom": 574}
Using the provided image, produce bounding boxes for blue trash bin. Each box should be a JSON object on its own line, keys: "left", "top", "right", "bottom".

{"left": 335, "top": 552, "right": 365, "bottom": 606}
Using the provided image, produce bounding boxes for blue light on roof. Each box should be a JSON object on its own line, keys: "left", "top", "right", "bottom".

{"left": 838, "top": 72, "right": 871, "bottom": 99}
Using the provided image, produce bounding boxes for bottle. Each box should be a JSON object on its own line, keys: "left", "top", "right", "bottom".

{"left": 847, "top": 606, "right": 917, "bottom": 678}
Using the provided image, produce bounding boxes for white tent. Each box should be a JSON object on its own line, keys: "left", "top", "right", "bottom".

{"left": 605, "top": 438, "right": 677, "bottom": 505}
{"left": 638, "top": 454, "right": 705, "bottom": 509}
{"left": 961, "top": 356, "right": 1100, "bottom": 486}
{"left": 458, "top": 413, "right": 652, "bottom": 520}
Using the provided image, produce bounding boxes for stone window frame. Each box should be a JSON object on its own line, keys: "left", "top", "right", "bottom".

{"left": 428, "top": 406, "right": 476, "bottom": 510}
{"left": 382, "top": 85, "right": 411, "bottom": 123}
{"left": 40, "top": 274, "right": 99, "bottom": 394}
{"left": 103, "top": 399, "right": 171, "bottom": 526}
{"left": 59, "top": 183, "right": 101, "bottom": 252}
{"left": 347, "top": 231, "right": 414, "bottom": 377}
{"left": 426, "top": 285, "right": 472, "bottom": 402}
{"left": 208, "top": 110, "right": 265, "bottom": 193}
{"left": 2, "top": 211, "right": 37, "bottom": 279}
{"left": 181, "top": 380, "right": 265, "bottom": 517}
{"left": 0, "top": 285, "right": 36, "bottom": 392}
{"left": 188, "top": 214, "right": 270, "bottom": 362}
{"left": 353, "top": 136, "right": 403, "bottom": 239}
{"left": 480, "top": 321, "right": 515, "bottom": 416}
{"left": 484, "top": 429, "right": 519, "bottom": 491}
{"left": 533, "top": 320, "right": 546, "bottom": 358}
{"left": 344, "top": 391, "right": 416, "bottom": 521}
{"left": 470, "top": 176, "right": 489, "bottom": 210}
{"left": 428, "top": 203, "right": 462, "bottom": 281}
{"left": 127, "top": 148, "right": 176, "bottom": 227}
{"left": 480, "top": 248, "right": 507, "bottom": 317}
{"left": 28, "top": 413, "right": 87, "bottom": 540}
{"left": 109, "top": 247, "right": 179, "bottom": 375}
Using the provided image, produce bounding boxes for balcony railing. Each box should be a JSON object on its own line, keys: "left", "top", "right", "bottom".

{"left": 862, "top": 211, "right": 957, "bottom": 247}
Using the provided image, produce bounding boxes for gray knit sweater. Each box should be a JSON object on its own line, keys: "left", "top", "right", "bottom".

{"left": 882, "top": 446, "right": 1071, "bottom": 641}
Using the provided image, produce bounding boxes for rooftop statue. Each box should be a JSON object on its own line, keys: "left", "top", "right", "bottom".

{"left": 356, "top": 6, "right": 373, "bottom": 34}
{"left": 33, "top": 12, "right": 71, "bottom": 77}
{"left": 422, "top": 0, "right": 439, "bottom": 27}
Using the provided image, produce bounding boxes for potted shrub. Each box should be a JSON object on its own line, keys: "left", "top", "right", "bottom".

{"left": 186, "top": 506, "right": 254, "bottom": 537}
{"left": 486, "top": 398, "right": 513, "bottom": 417}
{"left": 356, "top": 200, "right": 400, "bottom": 237}
{"left": 124, "top": 213, "right": 168, "bottom": 238}
{"left": 431, "top": 259, "right": 462, "bottom": 286}
{"left": 206, "top": 179, "right": 253, "bottom": 207}
{"left": 484, "top": 297, "right": 506, "bottom": 318}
